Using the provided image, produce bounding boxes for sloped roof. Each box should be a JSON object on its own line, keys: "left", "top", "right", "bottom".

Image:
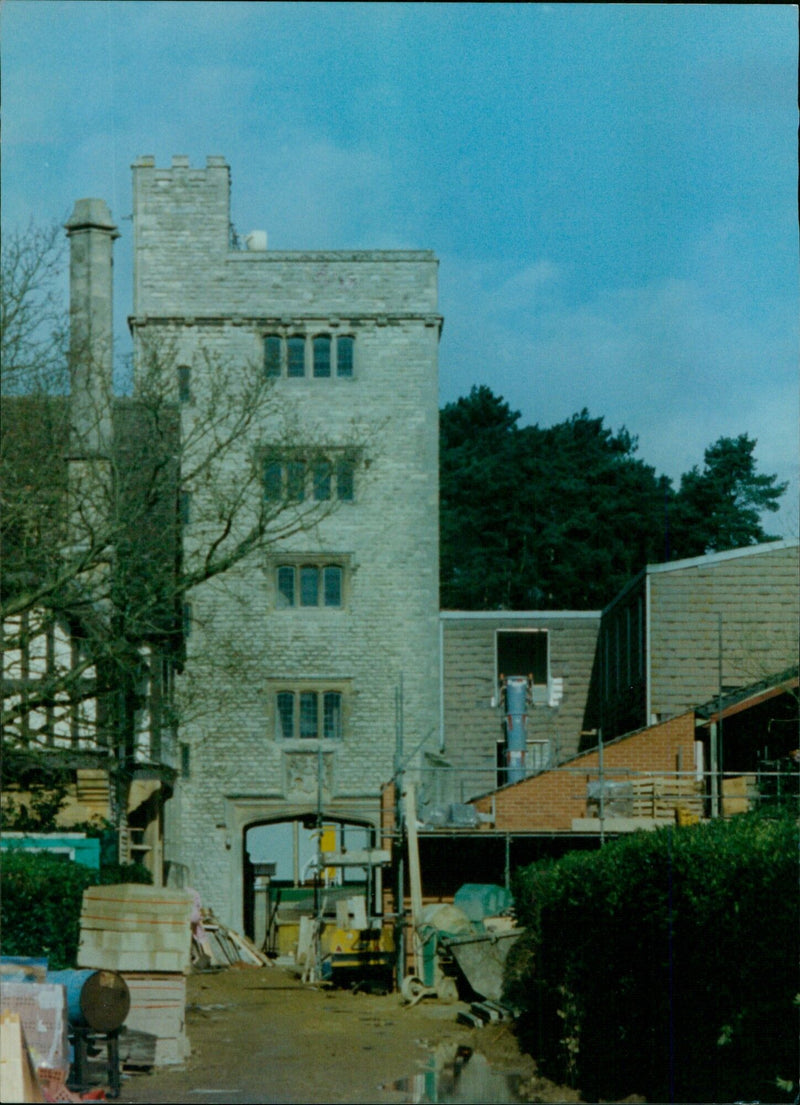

{"left": 603, "top": 537, "right": 799, "bottom": 613}
{"left": 694, "top": 664, "right": 799, "bottom": 724}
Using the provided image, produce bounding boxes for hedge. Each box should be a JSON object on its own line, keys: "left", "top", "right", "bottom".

{"left": 506, "top": 811, "right": 800, "bottom": 1103}
{"left": 1, "top": 851, "right": 152, "bottom": 970}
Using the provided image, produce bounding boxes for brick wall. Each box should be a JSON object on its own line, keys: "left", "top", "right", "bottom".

{"left": 473, "top": 713, "right": 697, "bottom": 832}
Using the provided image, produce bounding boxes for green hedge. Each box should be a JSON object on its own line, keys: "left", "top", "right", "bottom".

{"left": 1, "top": 851, "right": 152, "bottom": 970}
{"left": 507, "top": 811, "right": 800, "bottom": 1103}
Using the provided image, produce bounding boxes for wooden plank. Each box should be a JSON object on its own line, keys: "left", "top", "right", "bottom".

{"left": 0, "top": 1012, "right": 45, "bottom": 1103}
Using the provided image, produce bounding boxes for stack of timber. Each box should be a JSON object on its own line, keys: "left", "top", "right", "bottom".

{"left": 78, "top": 885, "right": 194, "bottom": 1068}
{"left": 575, "top": 774, "right": 705, "bottom": 832}
{"left": 201, "top": 917, "right": 271, "bottom": 969}
{"left": 631, "top": 776, "right": 704, "bottom": 821}
{"left": 721, "top": 774, "right": 757, "bottom": 816}
{"left": 0, "top": 1012, "right": 45, "bottom": 1104}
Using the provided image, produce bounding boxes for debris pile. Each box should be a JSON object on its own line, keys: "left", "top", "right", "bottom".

{"left": 200, "top": 916, "right": 272, "bottom": 969}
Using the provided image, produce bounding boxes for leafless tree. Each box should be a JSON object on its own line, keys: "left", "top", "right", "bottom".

{"left": 1, "top": 223, "right": 371, "bottom": 776}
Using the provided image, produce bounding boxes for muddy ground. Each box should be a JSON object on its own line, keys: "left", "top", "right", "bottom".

{"left": 115, "top": 961, "right": 586, "bottom": 1104}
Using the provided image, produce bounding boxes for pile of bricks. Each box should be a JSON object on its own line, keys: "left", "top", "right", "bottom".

{"left": 78, "top": 884, "right": 194, "bottom": 1066}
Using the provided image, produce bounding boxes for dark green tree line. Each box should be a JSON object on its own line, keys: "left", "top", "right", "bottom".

{"left": 440, "top": 386, "right": 787, "bottom": 610}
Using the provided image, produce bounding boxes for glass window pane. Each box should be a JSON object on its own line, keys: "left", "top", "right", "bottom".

{"left": 323, "top": 692, "right": 342, "bottom": 740}
{"left": 336, "top": 458, "right": 354, "bottom": 501}
{"left": 313, "top": 335, "right": 331, "bottom": 378}
{"left": 263, "top": 461, "right": 282, "bottom": 500}
{"left": 287, "top": 336, "right": 305, "bottom": 377}
{"left": 287, "top": 461, "right": 305, "bottom": 502}
{"left": 313, "top": 461, "right": 332, "bottom": 501}
{"left": 264, "top": 335, "right": 282, "bottom": 377}
{"left": 277, "top": 566, "right": 295, "bottom": 608}
{"left": 277, "top": 692, "right": 295, "bottom": 739}
{"left": 299, "top": 692, "right": 318, "bottom": 738}
{"left": 178, "top": 365, "right": 192, "bottom": 402}
{"left": 336, "top": 336, "right": 354, "bottom": 378}
{"left": 300, "top": 566, "right": 319, "bottom": 606}
{"left": 323, "top": 566, "right": 342, "bottom": 607}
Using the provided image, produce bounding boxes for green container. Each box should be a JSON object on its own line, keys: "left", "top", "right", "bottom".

{"left": 453, "top": 883, "right": 512, "bottom": 923}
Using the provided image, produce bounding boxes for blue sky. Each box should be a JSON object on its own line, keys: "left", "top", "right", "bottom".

{"left": 4, "top": 2, "right": 798, "bottom": 534}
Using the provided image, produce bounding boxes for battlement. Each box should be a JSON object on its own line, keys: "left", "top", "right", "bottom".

{"left": 132, "top": 156, "right": 439, "bottom": 320}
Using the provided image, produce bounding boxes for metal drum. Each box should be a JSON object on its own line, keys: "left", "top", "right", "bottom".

{"left": 46, "top": 968, "right": 130, "bottom": 1033}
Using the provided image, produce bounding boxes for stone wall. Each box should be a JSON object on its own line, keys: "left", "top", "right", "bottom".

{"left": 440, "top": 612, "right": 601, "bottom": 797}
{"left": 132, "top": 158, "right": 441, "bottom": 927}
{"left": 648, "top": 540, "right": 800, "bottom": 722}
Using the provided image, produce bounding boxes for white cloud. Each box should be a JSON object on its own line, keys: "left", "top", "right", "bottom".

{"left": 439, "top": 253, "right": 798, "bottom": 537}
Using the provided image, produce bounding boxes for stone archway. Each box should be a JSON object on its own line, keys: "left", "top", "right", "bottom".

{"left": 241, "top": 810, "right": 379, "bottom": 947}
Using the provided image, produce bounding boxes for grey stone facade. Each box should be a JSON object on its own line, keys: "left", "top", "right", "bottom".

{"left": 439, "top": 611, "right": 602, "bottom": 800}
{"left": 131, "top": 157, "right": 441, "bottom": 927}
{"left": 598, "top": 539, "right": 800, "bottom": 739}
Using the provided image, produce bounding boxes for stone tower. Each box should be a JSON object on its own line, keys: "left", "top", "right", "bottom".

{"left": 130, "top": 156, "right": 441, "bottom": 929}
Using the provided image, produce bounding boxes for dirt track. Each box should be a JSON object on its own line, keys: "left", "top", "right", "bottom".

{"left": 115, "top": 962, "right": 581, "bottom": 1104}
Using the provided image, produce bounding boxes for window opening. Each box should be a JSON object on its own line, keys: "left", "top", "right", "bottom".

{"left": 277, "top": 692, "right": 295, "bottom": 740}
{"left": 275, "top": 690, "right": 345, "bottom": 740}
{"left": 286, "top": 461, "right": 306, "bottom": 502}
{"left": 275, "top": 564, "right": 344, "bottom": 608}
{"left": 264, "top": 335, "right": 282, "bottom": 378}
{"left": 287, "top": 336, "right": 305, "bottom": 377}
{"left": 299, "top": 691, "right": 318, "bottom": 739}
{"left": 178, "top": 365, "right": 192, "bottom": 403}
{"left": 300, "top": 566, "right": 319, "bottom": 606}
{"left": 336, "top": 458, "right": 354, "bottom": 501}
{"left": 277, "top": 566, "right": 295, "bottom": 608}
{"left": 313, "top": 461, "right": 332, "bottom": 501}
{"left": 336, "top": 336, "right": 354, "bottom": 377}
{"left": 263, "top": 461, "right": 282, "bottom": 501}
{"left": 313, "top": 336, "right": 331, "bottom": 378}
{"left": 496, "top": 630, "right": 548, "bottom": 684}
{"left": 323, "top": 566, "right": 342, "bottom": 607}
{"left": 323, "top": 692, "right": 342, "bottom": 740}
{"left": 496, "top": 629, "right": 548, "bottom": 705}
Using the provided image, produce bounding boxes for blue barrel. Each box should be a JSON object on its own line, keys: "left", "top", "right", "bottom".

{"left": 505, "top": 677, "right": 528, "bottom": 783}
{"left": 46, "top": 969, "right": 130, "bottom": 1033}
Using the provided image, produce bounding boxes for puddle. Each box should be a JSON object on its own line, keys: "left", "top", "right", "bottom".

{"left": 380, "top": 1045, "right": 529, "bottom": 1103}
{"left": 188, "top": 1092, "right": 242, "bottom": 1097}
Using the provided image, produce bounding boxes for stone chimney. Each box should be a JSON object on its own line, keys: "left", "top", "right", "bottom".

{"left": 65, "top": 198, "right": 119, "bottom": 458}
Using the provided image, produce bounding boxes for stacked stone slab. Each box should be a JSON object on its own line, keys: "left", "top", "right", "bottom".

{"left": 116, "top": 974, "right": 190, "bottom": 1066}
{"left": 78, "top": 884, "right": 193, "bottom": 1065}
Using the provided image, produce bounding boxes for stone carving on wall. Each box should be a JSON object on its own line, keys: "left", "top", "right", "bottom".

{"left": 284, "top": 749, "right": 334, "bottom": 800}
